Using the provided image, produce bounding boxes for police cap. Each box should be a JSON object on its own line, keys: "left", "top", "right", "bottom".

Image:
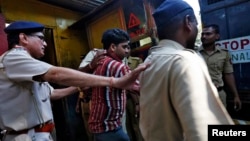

{"left": 153, "top": 0, "right": 193, "bottom": 28}
{"left": 4, "top": 21, "right": 44, "bottom": 34}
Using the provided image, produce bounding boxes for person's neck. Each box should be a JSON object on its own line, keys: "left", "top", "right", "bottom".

{"left": 107, "top": 52, "right": 122, "bottom": 62}
{"left": 15, "top": 45, "right": 24, "bottom": 48}
{"left": 203, "top": 44, "right": 216, "bottom": 55}
{"left": 14, "top": 45, "right": 27, "bottom": 50}
{"left": 203, "top": 44, "right": 215, "bottom": 51}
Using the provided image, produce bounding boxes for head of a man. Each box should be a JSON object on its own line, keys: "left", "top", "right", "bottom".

{"left": 153, "top": 0, "right": 198, "bottom": 49}
{"left": 201, "top": 24, "right": 220, "bottom": 47}
{"left": 101, "top": 28, "right": 130, "bottom": 60}
{"left": 4, "top": 21, "right": 46, "bottom": 59}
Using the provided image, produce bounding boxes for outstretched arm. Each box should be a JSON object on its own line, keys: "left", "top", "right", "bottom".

{"left": 50, "top": 86, "right": 78, "bottom": 100}
{"left": 40, "top": 63, "right": 150, "bottom": 90}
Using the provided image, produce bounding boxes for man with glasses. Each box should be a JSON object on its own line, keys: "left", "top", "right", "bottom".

{"left": 0, "top": 21, "right": 148, "bottom": 141}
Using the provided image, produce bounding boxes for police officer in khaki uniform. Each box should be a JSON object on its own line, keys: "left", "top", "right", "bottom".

{"left": 199, "top": 24, "right": 242, "bottom": 110}
{"left": 0, "top": 21, "right": 148, "bottom": 141}
{"left": 139, "top": 1, "right": 234, "bottom": 140}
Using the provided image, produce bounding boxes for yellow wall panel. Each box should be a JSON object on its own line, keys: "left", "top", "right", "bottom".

{"left": 1, "top": 0, "right": 88, "bottom": 68}
{"left": 88, "top": 8, "right": 125, "bottom": 49}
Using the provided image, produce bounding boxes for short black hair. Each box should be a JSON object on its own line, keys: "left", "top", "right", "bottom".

{"left": 203, "top": 24, "right": 220, "bottom": 34}
{"left": 101, "top": 28, "right": 130, "bottom": 50}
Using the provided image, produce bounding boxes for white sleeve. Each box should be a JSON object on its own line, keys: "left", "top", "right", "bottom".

{"left": 79, "top": 50, "right": 96, "bottom": 68}
{"left": 3, "top": 49, "right": 52, "bottom": 82}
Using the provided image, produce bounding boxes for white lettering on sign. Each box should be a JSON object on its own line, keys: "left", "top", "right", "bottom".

{"left": 215, "top": 35, "right": 250, "bottom": 64}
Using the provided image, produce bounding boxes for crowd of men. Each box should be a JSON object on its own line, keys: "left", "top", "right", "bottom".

{"left": 0, "top": 0, "right": 242, "bottom": 141}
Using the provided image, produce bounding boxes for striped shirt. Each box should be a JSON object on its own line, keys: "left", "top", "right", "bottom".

{"left": 88, "top": 55, "right": 138, "bottom": 133}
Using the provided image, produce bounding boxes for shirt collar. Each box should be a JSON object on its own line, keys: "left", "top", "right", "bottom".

{"left": 107, "top": 52, "right": 123, "bottom": 62}
{"left": 198, "top": 45, "right": 223, "bottom": 53}
{"left": 149, "top": 39, "right": 185, "bottom": 55}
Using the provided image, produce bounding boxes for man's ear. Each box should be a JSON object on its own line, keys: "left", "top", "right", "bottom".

{"left": 110, "top": 43, "right": 116, "bottom": 52}
{"left": 184, "top": 15, "right": 192, "bottom": 31}
{"left": 19, "top": 33, "right": 29, "bottom": 44}
{"left": 215, "top": 34, "right": 220, "bottom": 41}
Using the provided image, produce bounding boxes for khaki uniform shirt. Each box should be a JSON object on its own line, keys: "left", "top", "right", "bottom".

{"left": 127, "top": 56, "right": 143, "bottom": 70}
{"left": 199, "top": 46, "right": 233, "bottom": 87}
{"left": 139, "top": 40, "right": 233, "bottom": 141}
{"left": 0, "top": 48, "right": 53, "bottom": 131}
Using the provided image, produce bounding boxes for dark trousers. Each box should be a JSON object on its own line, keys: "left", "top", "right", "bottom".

{"left": 93, "top": 126, "right": 129, "bottom": 141}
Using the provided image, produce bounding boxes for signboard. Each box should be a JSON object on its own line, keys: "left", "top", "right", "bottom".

{"left": 122, "top": 0, "right": 147, "bottom": 39}
{"left": 215, "top": 35, "right": 250, "bottom": 64}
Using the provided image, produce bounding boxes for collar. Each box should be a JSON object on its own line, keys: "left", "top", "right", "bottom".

{"left": 107, "top": 52, "right": 123, "bottom": 62}
{"left": 14, "top": 45, "right": 27, "bottom": 50}
{"left": 199, "top": 45, "right": 223, "bottom": 53}
{"left": 149, "top": 39, "right": 185, "bottom": 55}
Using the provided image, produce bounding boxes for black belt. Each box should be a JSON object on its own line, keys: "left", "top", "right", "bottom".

{"left": 217, "top": 86, "right": 223, "bottom": 91}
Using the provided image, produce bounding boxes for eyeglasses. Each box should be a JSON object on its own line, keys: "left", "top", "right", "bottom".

{"left": 29, "top": 34, "right": 45, "bottom": 42}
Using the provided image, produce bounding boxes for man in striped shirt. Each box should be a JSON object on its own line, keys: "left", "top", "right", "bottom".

{"left": 89, "top": 28, "right": 139, "bottom": 141}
